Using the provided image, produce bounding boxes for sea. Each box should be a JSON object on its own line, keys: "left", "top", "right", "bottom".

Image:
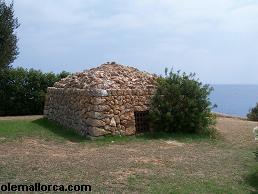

{"left": 210, "top": 85, "right": 258, "bottom": 117}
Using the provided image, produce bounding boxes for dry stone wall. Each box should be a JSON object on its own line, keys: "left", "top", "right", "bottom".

{"left": 44, "top": 63, "right": 157, "bottom": 137}
{"left": 44, "top": 88, "right": 156, "bottom": 136}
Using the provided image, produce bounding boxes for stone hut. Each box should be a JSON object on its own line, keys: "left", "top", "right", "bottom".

{"left": 44, "top": 63, "right": 157, "bottom": 137}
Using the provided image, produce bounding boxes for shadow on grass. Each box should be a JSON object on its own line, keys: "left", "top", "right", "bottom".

{"left": 31, "top": 118, "right": 216, "bottom": 144}
{"left": 32, "top": 118, "right": 86, "bottom": 142}
{"left": 245, "top": 168, "right": 258, "bottom": 194}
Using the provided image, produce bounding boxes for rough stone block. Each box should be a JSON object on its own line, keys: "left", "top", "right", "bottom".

{"left": 86, "top": 118, "right": 105, "bottom": 127}
{"left": 88, "top": 127, "right": 110, "bottom": 136}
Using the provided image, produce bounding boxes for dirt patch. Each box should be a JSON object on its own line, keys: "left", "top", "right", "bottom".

{"left": 164, "top": 140, "right": 184, "bottom": 146}
{"left": 108, "top": 168, "right": 151, "bottom": 183}
{"left": 216, "top": 117, "right": 258, "bottom": 146}
{"left": 128, "top": 156, "right": 165, "bottom": 166}
{"left": 0, "top": 115, "right": 43, "bottom": 121}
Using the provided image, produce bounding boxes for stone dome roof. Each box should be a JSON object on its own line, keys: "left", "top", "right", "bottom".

{"left": 54, "top": 62, "right": 157, "bottom": 90}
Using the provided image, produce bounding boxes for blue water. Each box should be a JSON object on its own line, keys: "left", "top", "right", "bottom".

{"left": 210, "top": 85, "right": 258, "bottom": 117}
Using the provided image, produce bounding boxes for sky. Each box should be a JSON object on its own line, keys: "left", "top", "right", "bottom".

{"left": 7, "top": 0, "right": 258, "bottom": 84}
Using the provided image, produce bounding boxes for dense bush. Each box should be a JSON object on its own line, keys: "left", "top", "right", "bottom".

{"left": 0, "top": 67, "right": 69, "bottom": 115}
{"left": 149, "top": 68, "right": 215, "bottom": 134}
{"left": 247, "top": 103, "right": 258, "bottom": 121}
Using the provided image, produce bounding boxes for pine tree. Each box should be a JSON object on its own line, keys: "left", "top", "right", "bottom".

{"left": 0, "top": 1, "right": 19, "bottom": 69}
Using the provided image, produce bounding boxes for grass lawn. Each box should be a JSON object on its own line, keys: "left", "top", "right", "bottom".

{"left": 0, "top": 116, "right": 258, "bottom": 193}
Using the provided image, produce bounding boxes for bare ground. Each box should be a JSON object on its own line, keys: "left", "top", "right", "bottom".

{"left": 0, "top": 115, "right": 43, "bottom": 121}
{"left": 0, "top": 117, "right": 258, "bottom": 193}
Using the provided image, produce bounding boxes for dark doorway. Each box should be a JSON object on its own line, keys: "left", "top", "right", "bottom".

{"left": 134, "top": 111, "right": 149, "bottom": 133}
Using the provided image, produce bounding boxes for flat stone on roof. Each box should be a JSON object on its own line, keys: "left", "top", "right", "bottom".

{"left": 54, "top": 62, "right": 157, "bottom": 90}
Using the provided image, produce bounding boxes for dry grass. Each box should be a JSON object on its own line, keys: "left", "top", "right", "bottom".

{"left": 0, "top": 116, "right": 258, "bottom": 193}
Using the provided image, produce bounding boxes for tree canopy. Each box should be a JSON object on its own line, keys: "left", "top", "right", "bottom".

{"left": 0, "top": 0, "right": 19, "bottom": 69}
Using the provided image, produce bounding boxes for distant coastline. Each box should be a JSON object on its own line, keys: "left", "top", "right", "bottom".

{"left": 213, "top": 112, "right": 247, "bottom": 120}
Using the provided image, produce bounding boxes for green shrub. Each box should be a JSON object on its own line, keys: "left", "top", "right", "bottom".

{"left": 247, "top": 103, "right": 258, "bottom": 121}
{"left": 149, "top": 68, "right": 215, "bottom": 134}
{"left": 0, "top": 67, "right": 69, "bottom": 115}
